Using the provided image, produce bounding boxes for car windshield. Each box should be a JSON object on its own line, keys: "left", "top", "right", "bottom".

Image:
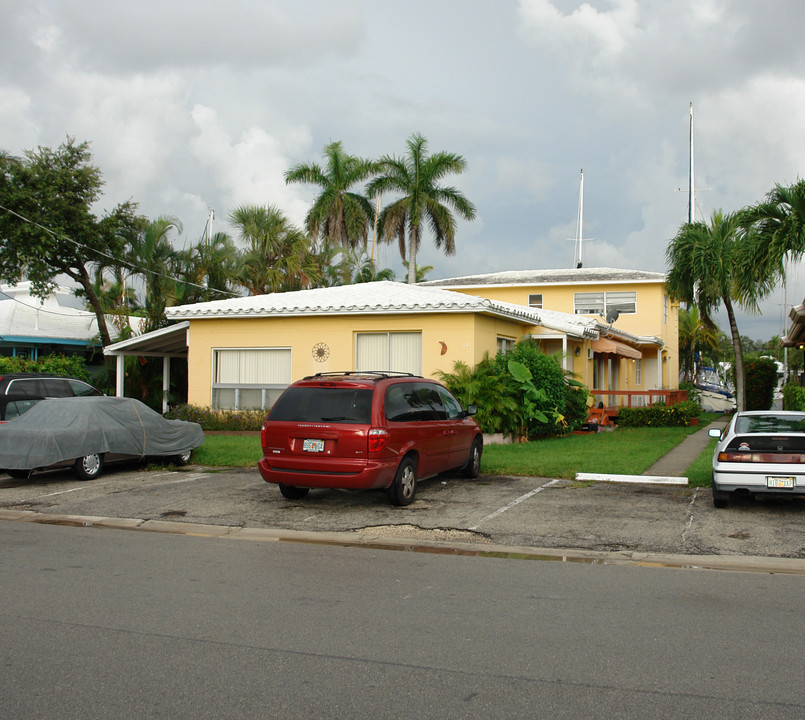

{"left": 734, "top": 414, "right": 805, "bottom": 434}
{"left": 268, "top": 387, "right": 373, "bottom": 423}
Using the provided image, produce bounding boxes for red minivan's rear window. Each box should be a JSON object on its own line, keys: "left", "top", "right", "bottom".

{"left": 268, "top": 387, "right": 373, "bottom": 424}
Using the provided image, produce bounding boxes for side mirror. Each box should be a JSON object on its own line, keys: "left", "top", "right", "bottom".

{"left": 466, "top": 404, "right": 478, "bottom": 416}
{"left": 708, "top": 428, "right": 722, "bottom": 438}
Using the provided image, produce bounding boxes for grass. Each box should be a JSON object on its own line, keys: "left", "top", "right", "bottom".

{"left": 192, "top": 435, "right": 263, "bottom": 467}
{"left": 482, "top": 425, "right": 704, "bottom": 479}
{"left": 190, "top": 418, "right": 719, "bottom": 487}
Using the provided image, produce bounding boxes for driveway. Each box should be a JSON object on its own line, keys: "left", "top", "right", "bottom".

{"left": 1, "top": 463, "right": 804, "bottom": 563}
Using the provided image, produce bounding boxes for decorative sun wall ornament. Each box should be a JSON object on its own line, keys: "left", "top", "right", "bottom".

{"left": 312, "top": 342, "right": 330, "bottom": 362}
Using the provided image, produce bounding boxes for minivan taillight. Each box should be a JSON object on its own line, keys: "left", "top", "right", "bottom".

{"left": 368, "top": 427, "right": 389, "bottom": 453}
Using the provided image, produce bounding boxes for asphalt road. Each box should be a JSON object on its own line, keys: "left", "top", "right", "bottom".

{"left": 1, "top": 462, "right": 804, "bottom": 565}
{"left": 2, "top": 520, "right": 805, "bottom": 719}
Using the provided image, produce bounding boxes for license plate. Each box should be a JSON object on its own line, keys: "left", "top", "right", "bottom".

{"left": 767, "top": 476, "right": 795, "bottom": 489}
{"left": 302, "top": 438, "right": 325, "bottom": 453}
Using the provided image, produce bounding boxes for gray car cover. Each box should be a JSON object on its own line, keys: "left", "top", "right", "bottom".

{"left": 0, "top": 396, "right": 205, "bottom": 470}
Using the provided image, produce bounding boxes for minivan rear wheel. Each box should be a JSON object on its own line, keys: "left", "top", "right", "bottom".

{"left": 388, "top": 456, "right": 417, "bottom": 506}
{"left": 462, "top": 437, "right": 483, "bottom": 478}
{"left": 279, "top": 483, "right": 309, "bottom": 500}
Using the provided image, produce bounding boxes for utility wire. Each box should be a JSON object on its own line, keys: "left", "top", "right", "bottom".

{"left": 0, "top": 203, "right": 239, "bottom": 298}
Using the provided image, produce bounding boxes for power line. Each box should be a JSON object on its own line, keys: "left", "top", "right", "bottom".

{"left": 0, "top": 203, "right": 239, "bottom": 298}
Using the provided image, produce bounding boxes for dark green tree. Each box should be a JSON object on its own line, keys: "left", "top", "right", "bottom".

{"left": 0, "top": 138, "right": 143, "bottom": 346}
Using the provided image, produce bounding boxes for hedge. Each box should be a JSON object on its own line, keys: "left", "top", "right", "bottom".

{"left": 165, "top": 404, "right": 265, "bottom": 431}
{"left": 616, "top": 400, "right": 700, "bottom": 428}
{"left": 783, "top": 383, "right": 805, "bottom": 411}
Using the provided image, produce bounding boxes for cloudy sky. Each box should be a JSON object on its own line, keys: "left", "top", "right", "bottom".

{"left": 2, "top": 0, "right": 805, "bottom": 340}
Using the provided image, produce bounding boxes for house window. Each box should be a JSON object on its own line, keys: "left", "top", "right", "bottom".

{"left": 528, "top": 294, "right": 543, "bottom": 309}
{"left": 356, "top": 332, "right": 422, "bottom": 375}
{"left": 212, "top": 348, "right": 291, "bottom": 410}
{"left": 635, "top": 359, "right": 642, "bottom": 385}
{"left": 574, "top": 291, "right": 636, "bottom": 315}
{"left": 497, "top": 337, "right": 515, "bottom": 355}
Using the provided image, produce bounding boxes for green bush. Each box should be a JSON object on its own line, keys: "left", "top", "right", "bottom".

{"left": 0, "top": 354, "right": 92, "bottom": 382}
{"left": 495, "top": 339, "right": 567, "bottom": 437}
{"left": 743, "top": 356, "right": 777, "bottom": 411}
{"left": 617, "top": 400, "right": 700, "bottom": 428}
{"left": 435, "top": 357, "right": 521, "bottom": 435}
{"left": 783, "top": 382, "right": 805, "bottom": 411}
{"left": 165, "top": 404, "right": 266, "bottom": 431}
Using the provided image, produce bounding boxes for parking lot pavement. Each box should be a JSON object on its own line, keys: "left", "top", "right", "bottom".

{"left": 2, "top": 463, "right": 805, "bottom": 565}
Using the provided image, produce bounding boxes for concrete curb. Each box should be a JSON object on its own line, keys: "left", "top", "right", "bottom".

{"left": 2, "top": 508, "right": 804, "bottom": 576}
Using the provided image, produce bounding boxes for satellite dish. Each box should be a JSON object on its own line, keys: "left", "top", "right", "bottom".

{"left": 605, "top": 308, "right": 620, "bottom": 324}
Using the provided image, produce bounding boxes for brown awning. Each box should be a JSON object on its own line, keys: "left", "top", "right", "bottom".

{"left": 592, "top": 338, "right": 642, "bottom": 359}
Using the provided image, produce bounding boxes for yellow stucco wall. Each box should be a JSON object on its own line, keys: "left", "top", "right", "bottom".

{"left": 185, "top": 312, "right": 531, "bottom": 406}
{"left": 448, "top": 281, "right": 679, "bottom": 389}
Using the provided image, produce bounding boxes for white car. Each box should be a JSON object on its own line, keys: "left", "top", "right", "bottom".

{"left": 709, "top": 411, "right": 805, "bottom": 508}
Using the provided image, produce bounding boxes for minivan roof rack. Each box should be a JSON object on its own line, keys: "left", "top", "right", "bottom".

{"left": 305, "top": 371, "right": 420, "bottom": 382}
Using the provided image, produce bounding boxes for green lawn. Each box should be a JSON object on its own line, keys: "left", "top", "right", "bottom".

{"left": 191, "top": 423, "right": 717, "bottom": 486}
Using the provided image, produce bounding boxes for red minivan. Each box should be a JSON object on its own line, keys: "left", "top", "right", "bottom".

{"left": 258, "top": 372, "right": 482, "bottom": 505}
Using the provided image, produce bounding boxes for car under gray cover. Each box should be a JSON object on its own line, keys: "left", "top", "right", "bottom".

{"left": 0, "top": 396, "right": 204, "bottom": 472}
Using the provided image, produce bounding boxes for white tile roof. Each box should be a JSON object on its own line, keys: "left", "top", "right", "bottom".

{"left": 0, "top": 282, "right": 137, "bottom": 343}
{"left": 422, "top": 266, "right": 667, "bottom": 287}
{"left": 165, "top": 280, "right": 602, "bottom": 339}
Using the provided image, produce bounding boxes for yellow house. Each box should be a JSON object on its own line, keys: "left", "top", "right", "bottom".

{"left": 104, "top": 280, "right": 661, "bottom": 411}
{"left": 423, "top": 267, "right": 679, "bottom": 401}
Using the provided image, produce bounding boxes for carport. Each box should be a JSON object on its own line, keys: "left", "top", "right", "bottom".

{"left": 103, "top": 322, "right": 190, "bottom": 413}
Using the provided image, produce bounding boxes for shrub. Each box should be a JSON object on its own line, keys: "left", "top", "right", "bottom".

{"left": 495, "top": 339, "right": 567, "bottom": 437}
{"left": 743, "top": 356, "right": 777, "bottom": 411}
{"left": 617, "top": 400, "right": 700, "bottom": 428}
{"left": 0, "top": 354, "right": 92, "bottom": 382}
{"left": 783, "top": 382, "right": 805, "bottom": 411}
{"left": 435, "top": 357, "right": 520, "bottom": 435}
{"left": 165, "top": 404, "right": 265, "bottom": 431}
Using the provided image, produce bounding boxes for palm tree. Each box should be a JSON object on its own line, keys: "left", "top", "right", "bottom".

{"left": 230, "top": 204, "right": 319, "bottom": 294}
{"left": 677, "top": 306, "right": 718, "bottom": 382}
{"left": 741, "top": 179, "right": 805, "bottom": 295}
{"left": 666, "top": 210, "right": 774, "bottom": 411}
{"left": 179, "top": 231, "right": 240, "bottom": 304}
{"left": 367, "top": 133, "right": 476, "bottom": 284}
{"left": 126, "top": 216, "right": 184, "bottom": 332}
{"left": 284, "top": 141, "right": 377, "bottom": 250}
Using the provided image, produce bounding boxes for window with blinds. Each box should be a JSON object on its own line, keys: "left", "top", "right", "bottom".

{"left": 574, "top": 291, "right": 636, "bottom": 315}
{"left": 212, "top": 348, "right": 292, "bottom": 410}
{"left": 355, "top": 332, "right": 422, "bottom": 375}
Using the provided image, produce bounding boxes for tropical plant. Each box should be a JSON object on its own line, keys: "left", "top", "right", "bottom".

{"left": 284, "top": 141, "right": 377, "bottom": 250}
{"left": 229, "top": 204, "right": 319, "bottom": 294}
{"left": 125, "top": 216, "right": 184, "bottom": 332}
{"left": 744, "top": 179, "right": 805, "bottom": 288}
{"left": 367, "top": 133, "right": 477, "bottom": 284}
{"left": 666, "top": 210, "right": 774, "bottom": 412}
{"left": 743, "top": 356, "right": 778, "bottom": 411}
{"left": 677, "top": 305, "right": 718, "bottom": 382}
{"left": 435, "top": 356, "right": 521, "bottom": 435}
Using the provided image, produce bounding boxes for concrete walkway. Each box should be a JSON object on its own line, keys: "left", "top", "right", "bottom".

{"left": 642, "top": 416, "right": 731, "bottom": 477}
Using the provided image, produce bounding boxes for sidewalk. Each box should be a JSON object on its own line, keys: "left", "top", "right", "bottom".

{"left": 642, "top": 416, "right": 731, "bottom": 477}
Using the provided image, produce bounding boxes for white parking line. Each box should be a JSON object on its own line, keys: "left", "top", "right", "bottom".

{"left": 469, "top": 478, "right": 561, "bottom": 530}
{"left": 30, "top": 481, "right": 117, "bottom": 499}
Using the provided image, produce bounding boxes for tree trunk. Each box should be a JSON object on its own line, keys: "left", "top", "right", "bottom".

{"left": 406, "top": 226, "right": 418, "bottom": 284}
{"left": 723, "top": 296, "right": 745, "bottom": 412}
{"left": 77, "top": 265, "right": 113, "bottom": 347}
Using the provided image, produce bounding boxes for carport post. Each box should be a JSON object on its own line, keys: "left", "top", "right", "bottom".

{"left": 163, "top": 356, "right": 170, "bottom": 414}
{"left": 115, "top": 355, "right": 125, "bottom": 397}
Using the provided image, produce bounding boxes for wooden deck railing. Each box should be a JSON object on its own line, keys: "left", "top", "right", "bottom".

{"left": 590, "top": 389, "right": 688, "bottom": 412}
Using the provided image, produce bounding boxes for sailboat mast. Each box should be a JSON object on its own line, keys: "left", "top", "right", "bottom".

{"left": 688, "top": 103, "right": 695, "bottom": 224}
{"left": 574, "top": 168, "right": 584, "bottom": 268}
